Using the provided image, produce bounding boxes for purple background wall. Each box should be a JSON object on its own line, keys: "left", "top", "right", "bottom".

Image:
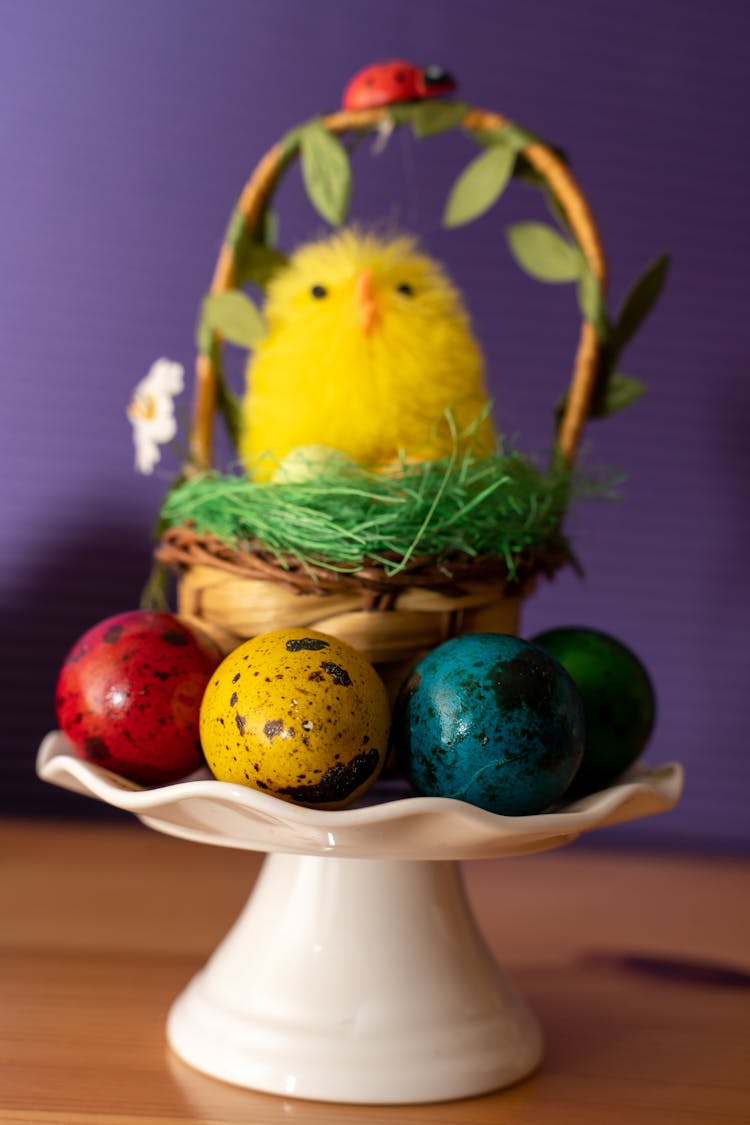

{"left": 2, "top": 0, "right": 748, "bottom": 850}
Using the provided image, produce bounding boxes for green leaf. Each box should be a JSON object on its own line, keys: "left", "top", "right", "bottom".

{"left": 388, "top": 103, "right": 420, "bottom": 125}
{"left": 464, "top": 125, "right": 497, "bottom": 148}
{"left": 299, "top": 122, "right": 352, "bottom": 226}
{"left": 511, "top": 156, "right": 546, "bottom": 189}
{"left": 260, "top": 208, "right": 279, "bottom": 246}
{"left": 223, "top": 207, "right": 246, "bottom": 251}
{"left": 576, "top": 260, "right": 610, "bottom": 339}
{"left": 611, "top": 254, "right": 670, "bottom": 358}
{"left": 468, "top": 124, "right": 567, "bottom": 163}
{"left": 543, "top": 189, "right": 571, "bottom": 233}
{"left": 465, "top": 123, "right": 538, "bottom": 153}
{"left": 506, "top": 222, "right": 582, "bottom": 282}
{"left": 215, "top": 366, "right": 243, "bottom": 449}
{"left": 197, "top": 290, "right": 266, "bottom": 351}
{"left": 196, "top": 311, "right": 212, "bottom": 355}
{"left": 596, "top": 372, "right": 647, "bottom": 416}
{"left": 278, "top": 126, "right": 303, "bottom": 163}
{"left": 139, "top": 560, "right": 172, "bottom": 611}
{"left": 224, "top": 206, "right": 288, "bottom": 289}
{"left": 234, "top": 242, "right": 289, "bottom": 289}
{"left": 555, "top": 371, "right": 647, "bottom": 425}
{"left": 443, "top": 142, "right": 516, "bottom": 228}
{"left": 408, "top": 100, "right": 468, "bottom": 137}
{"left": 225, "top": 206, "right": 277, "bottom": 254}
{"left": 497, "top": 122, "right": 539, "bottom": 152}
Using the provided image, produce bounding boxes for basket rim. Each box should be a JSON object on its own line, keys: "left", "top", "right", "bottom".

{"left": 155, "top": 523, "right": 573, "bottom": 601}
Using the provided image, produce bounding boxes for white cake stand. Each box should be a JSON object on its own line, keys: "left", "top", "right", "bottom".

{"left": 37, "top": 731, "right": 682, "bottom": 1105}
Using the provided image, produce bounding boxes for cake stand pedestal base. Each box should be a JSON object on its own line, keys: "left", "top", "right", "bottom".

{"left": 37, "top": 735, "right": 683, "bottom": 1104}
{"left": 167, "top": 851, "right": 542, "bottom": 1104}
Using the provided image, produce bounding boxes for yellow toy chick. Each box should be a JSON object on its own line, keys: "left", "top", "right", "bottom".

{"left": 239, "top": 230, "right": 495, "bottom": 479}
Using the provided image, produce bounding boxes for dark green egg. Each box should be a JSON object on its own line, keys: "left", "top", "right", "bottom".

{"left": 530, "top": 627, "right": 656, "bottom": 793}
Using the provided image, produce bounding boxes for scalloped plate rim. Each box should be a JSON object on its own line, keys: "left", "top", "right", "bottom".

{"left": 36, "top": 730, "right": 684, "bottom": 846}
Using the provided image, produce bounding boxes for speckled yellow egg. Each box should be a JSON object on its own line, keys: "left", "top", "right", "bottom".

{"left": 200, "top": 628, "right": 390, "bottom": 808}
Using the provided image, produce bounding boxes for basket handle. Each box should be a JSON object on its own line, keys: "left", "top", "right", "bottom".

{"left": 190, "top": 106, "right": 606, "bottom": 471}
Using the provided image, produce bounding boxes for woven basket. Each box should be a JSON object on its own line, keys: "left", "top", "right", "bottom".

{"left": 156, "top": 102, "right": 606, "bottom": 696}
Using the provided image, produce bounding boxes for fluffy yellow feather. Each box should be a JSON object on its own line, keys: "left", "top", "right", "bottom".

{"left": 239, "top": 229, "right": 495, "bottom": 479}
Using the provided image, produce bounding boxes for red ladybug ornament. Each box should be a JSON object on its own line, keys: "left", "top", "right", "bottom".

{"left": 55, "top": 610, "right": 222, "bottom": 786}
{"left": 342, "top": 60, "right": 456, "bottom": 110}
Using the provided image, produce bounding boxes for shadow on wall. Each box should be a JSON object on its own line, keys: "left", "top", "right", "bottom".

{"left": 1, "top": 512, "right": 160, "bottom": 819}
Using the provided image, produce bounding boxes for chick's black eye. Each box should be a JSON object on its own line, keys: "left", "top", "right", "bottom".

{"left": 311, "top": 284, "right": 328, "bottom": 299}
{"left": 396, "top": 282, "right": 414, "bottom": 296}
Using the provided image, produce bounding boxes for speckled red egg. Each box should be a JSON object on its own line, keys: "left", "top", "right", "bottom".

{"left": 55, "top": 610, "right": 222, "bottom": 785}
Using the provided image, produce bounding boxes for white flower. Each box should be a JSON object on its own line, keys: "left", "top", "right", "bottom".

{"left": 127, "top": 358, "right": 185, "bottom": 474}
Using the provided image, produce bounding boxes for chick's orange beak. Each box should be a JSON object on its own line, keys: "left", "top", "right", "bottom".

{"left": 354, "top": 268, "right": 377, "bottom": 335}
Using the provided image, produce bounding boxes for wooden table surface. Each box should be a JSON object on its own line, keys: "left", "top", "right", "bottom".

{"left": 1, "top": 818, "right": 748, "bottom": 1125}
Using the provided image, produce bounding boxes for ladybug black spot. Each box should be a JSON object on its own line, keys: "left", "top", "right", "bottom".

{"left": 311, "top": 284, "right": 328, "bottom": 299}
{"left": 396, "top": 282, "right": 414, "bottom": 296}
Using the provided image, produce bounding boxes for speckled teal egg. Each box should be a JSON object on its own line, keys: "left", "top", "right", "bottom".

{"left": 530, "top": 626, "right": 656, "bottom": 793}
{"left": 391, "top": 633, "right": 585, "bottom": 815}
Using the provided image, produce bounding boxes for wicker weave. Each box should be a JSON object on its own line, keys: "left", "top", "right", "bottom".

{"left": 158, "top": 101, "right": 606, "bottom": 677}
